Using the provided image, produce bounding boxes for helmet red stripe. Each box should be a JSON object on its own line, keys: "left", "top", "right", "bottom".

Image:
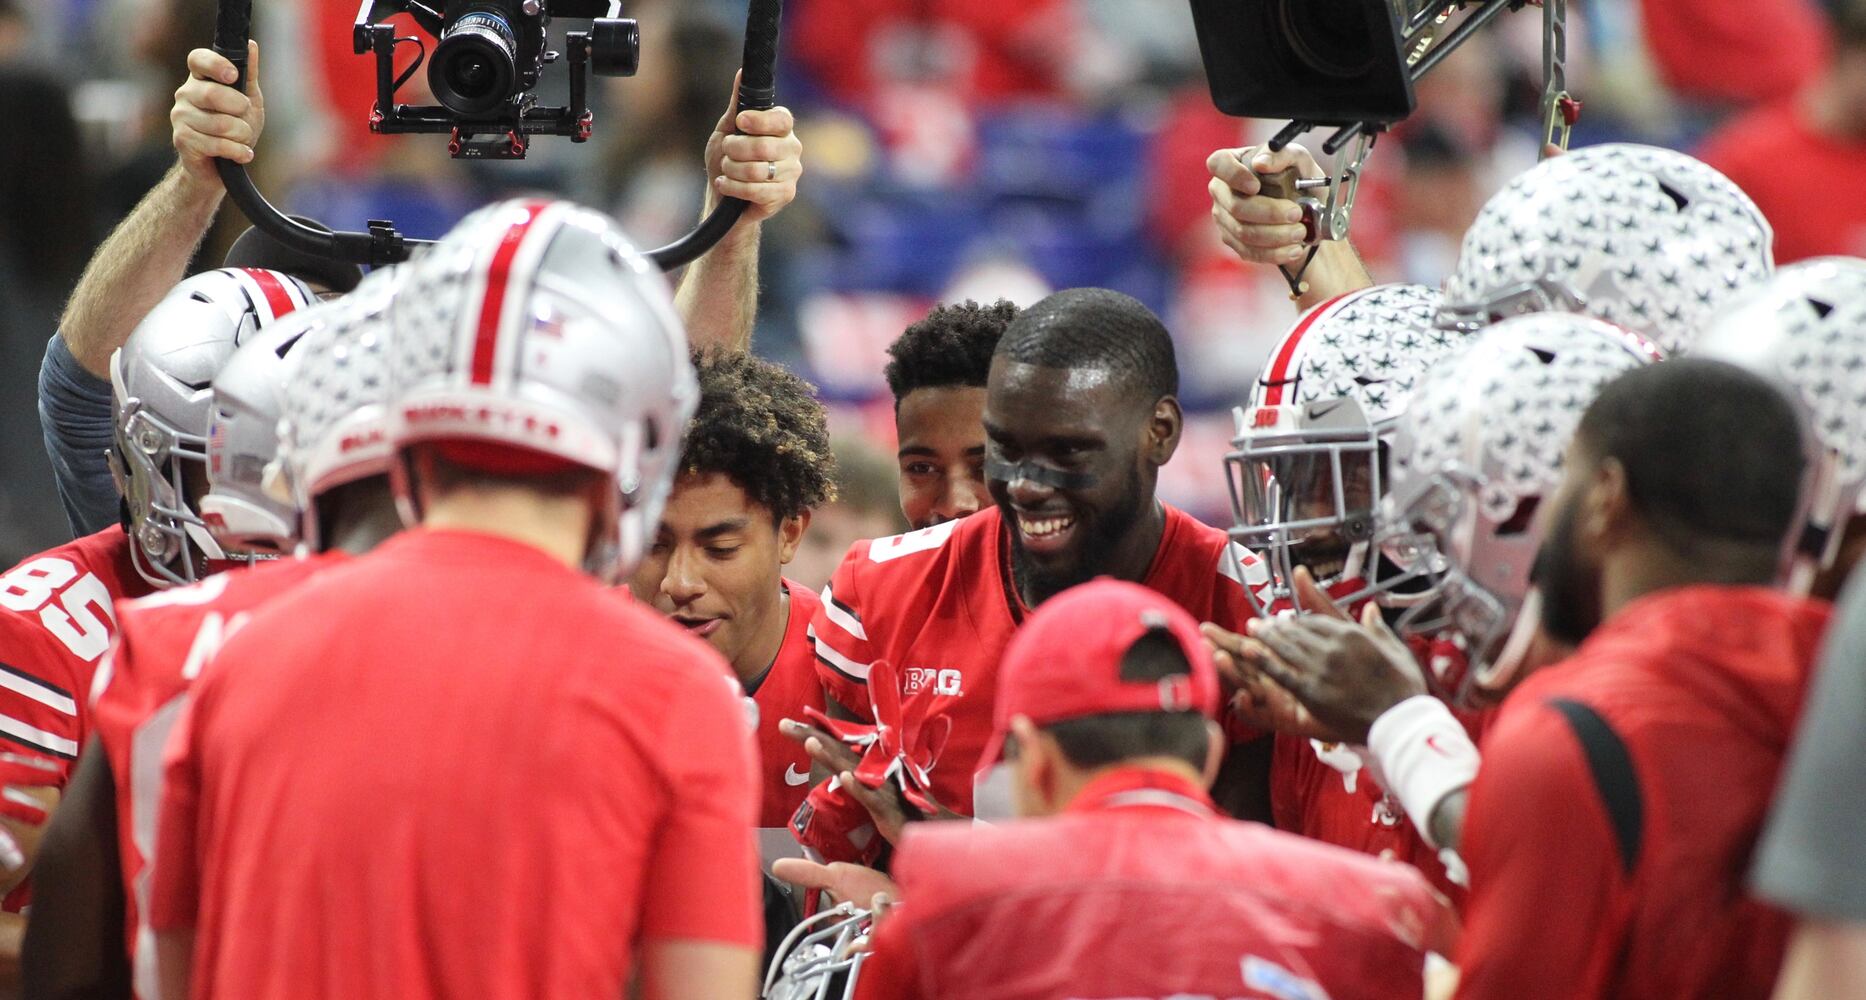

{"left": 240, "top": 268, "right": 298, "bottom": 322}
{"left": 470, "top": 201, "right": 551, "bottom": 386}
{"left": 1260, "top": 291, "right": 1350, "bottom": 406}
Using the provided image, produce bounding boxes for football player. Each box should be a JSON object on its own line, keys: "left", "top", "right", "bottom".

{"left": 773, "top": 580, "right": 1455, "bottom": 1000}
{"left": 0, "top": 266, "right": 311, "bottom": 791}
{"left": 627, "top": 349, "right": 837, "bottom": 867}
{"left": 23, "top": 272, "right": 405, "bottom": 999}
{"left": 147, "top": 200, "right": 761, "bottom": 1000}
{"left": 1235, "top": 328, "right": 1822, "bottom": 998}
{"left": 793, "top": 287, "right": 1270, "bottom": 847}
{"left": 882, "top": 300, "right": 1017, "bottom": 530}
{"left": 1218, "top": 282, "right": 1482, "bottom": 900}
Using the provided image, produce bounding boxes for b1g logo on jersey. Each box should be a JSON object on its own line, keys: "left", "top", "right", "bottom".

{"left": 902, "top": 667, "right": 962, "bottom": 697}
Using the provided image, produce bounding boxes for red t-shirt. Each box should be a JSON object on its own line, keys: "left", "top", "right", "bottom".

{"left": 0, "top": 528, "right": 152, "bottom": 776}
{"left": 858, "top": 767, "right": 1455, "bottom": 1000}
{"left": 752, "top": 580, "right": 826, "bottom": 865}
{"left": 1697, "top": 101, "right": 1866, "bottom": 265}
{"left": 90, "top": 552, "right": 343, "bottom": 1000}
{"left": 810, "top": 505, "right": 1268, "bottom": 815}
{"left": 149, "top": 529, "right": 761, "bottom": 999}
{"left": 1455, "top": 586, "right": 1831, "bottom": 1000}
{"left": 788, "top": 0, "right": 1074, "bottom": 108}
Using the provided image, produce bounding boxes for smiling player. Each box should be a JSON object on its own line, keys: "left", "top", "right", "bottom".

{"left": 628, "top": 349, "right": 837, "bottom": 866}
{"left": 803, "top": 288, "right": 1271, "bottom": 825}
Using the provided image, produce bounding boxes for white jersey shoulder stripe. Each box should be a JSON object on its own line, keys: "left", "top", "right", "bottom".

{"left": 866, "top": 519, "right": 961, "bottom": 564}
{"left": 0, "top": 713, "right": 78, "bottom": 759}
{"left": 818, "top": 583, "right": 867, "bottom": 642}
{"left": 809, "top": 625, "right": 872, "bottom": 683}
{"left": 0, "top": 662, "right": 77, "bottom": 717}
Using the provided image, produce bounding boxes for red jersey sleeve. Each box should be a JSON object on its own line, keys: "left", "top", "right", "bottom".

{"left": 810, "top": 543, "right": 879, "bottom": 721}
{"left": 637, "top": 670, "right": 762, "bottom": 947}
{"left": 1454, "top": 700, "right": 1627, "bottom": 999}
{"left": 146, "top": 677, "right": 208, "bottom": 933}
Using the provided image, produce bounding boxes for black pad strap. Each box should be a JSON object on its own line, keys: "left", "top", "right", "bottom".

{"left": 1547, "top": 697, "right": 1643, "bottom": 876}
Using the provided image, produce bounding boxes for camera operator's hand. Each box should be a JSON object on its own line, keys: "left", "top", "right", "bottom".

{"left": 1206, "top": 141, "right": 1374, "bottom": 310}
{"left": 704, "top": 73, "right": 802, "bottom": 226}
{"left": 1207, "top": 142, "right": 1324, "bottom": 267}
{"left": 172, "top": 42, "right": 265, "bottom": 192}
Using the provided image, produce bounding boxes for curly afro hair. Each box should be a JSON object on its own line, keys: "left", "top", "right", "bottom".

{"left": 883, "top": 299, "right": 1019, "bottom": 405}
{"left": 679, "top": 349, "right": 837, "bottom": 521}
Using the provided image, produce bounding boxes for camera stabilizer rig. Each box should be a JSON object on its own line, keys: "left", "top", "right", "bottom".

{"left": 353, "top": 0, "right": 639, "bottom": 160}
{"left": 1191, "top": 0, "right": 1576, "bottom": 257}
{"left": 210, "top": 0, "right": 785, "bottom": 269}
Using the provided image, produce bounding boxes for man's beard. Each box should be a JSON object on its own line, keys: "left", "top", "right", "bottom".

{"left": 1006, "top": 475, "right": 1148, "bottom": 608}
{"left": 1528, "top": 490, "right": 1603, "bottom": 647}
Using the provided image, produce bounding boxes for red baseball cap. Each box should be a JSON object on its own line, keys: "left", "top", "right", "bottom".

{"left": 977, "top": 578, "right": 1221, "bottom": 769}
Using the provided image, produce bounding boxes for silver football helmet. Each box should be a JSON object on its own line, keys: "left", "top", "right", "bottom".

{"left": 1226, "top": 283, "right": 1477, "bottom": 614}
{"left": 1384, "top": 312, "right": 1657, "bottom": 698}
{"left": 390, "top": 199, "right": 698, "bottom": 578}
{"left": 109, "top": 267, "right": 315, "bottom": 587}
{"left": 1439, "top": 143, "right": 1773, "bottom": 355}
{"left": 762, "top": 903, "right": 873, "bottom": 1000}
{"left": 280, "top": 266, "right": 402, "bottom": 552}
{"left": 1698, "top": 256, "right": 1866, "bottom": 587}
{"left": 201, "top": 301, "right": 329, "bottom": 554}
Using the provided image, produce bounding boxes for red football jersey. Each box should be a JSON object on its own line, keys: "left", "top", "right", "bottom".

{"left": 149, "top": 529, "right": 761, "bottom": 999}
{"left": 1455, "top": 586, "right": 1830, "bottom": 1000}
{"left": 858, "top": 767, "right": 1455, "bottom": 1000}
{"left": 0, "top": 528, "right": 151, "bottom": 775}
{"left": 1261, "top": 588, "right": 1488, "bottom": 904}
{"left": 810, "top": 504, "right": 1268, "bottom": 815}
{"left": 752, "top": 580, "right": 825, "bottom": 866}
{"left": 90, "top": 553, "right": 343, "bottom": 999}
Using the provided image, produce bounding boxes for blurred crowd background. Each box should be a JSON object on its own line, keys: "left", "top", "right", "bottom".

{"left": 3, "top": 0, "right": 1864, "bottom": 572}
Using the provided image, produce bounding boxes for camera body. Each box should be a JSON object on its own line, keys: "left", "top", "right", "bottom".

{"left": 354, "top": 0, "right": 641, "bottom": 159}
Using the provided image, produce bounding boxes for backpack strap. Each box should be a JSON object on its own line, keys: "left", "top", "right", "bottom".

{"left": 1546, "top": 697, "right": 1643, "bottom": 876}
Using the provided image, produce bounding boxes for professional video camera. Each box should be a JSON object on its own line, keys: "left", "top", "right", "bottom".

{"left": 353, "top": 0, "right": 642, "bottom": 159}
{"left": 210, "top": 0, "right": 783, "bottom": 268}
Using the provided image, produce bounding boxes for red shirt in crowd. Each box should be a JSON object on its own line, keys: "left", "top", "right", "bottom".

{"left": 752, "top": 580, "right": 826, "bottom": 865}
{"left": 91, "top": 552, "right": 344, "bottom": 999}
{"left": 0, "top": 528, "right": 151, "bottom": 777}
{"left": 1639, "top": 0, "right": 1829, "bottom": 107}
{"left": 857, "top": 766, "right": 1456, "bottom": 1000}
{"left": 788, "top": 0, "right": 1076, "bottom": 109}
{"left": 149, "top": 529, "right": 761, "bottom": 999}
{"left": 1455, "top": 586, "right": 1831, "bottom": 999}
{"left": 1698, "top": 101, "right": 1866, "bottom": 264}
{"left": 810, "top": 505, "right": 1268, "bottom": 815}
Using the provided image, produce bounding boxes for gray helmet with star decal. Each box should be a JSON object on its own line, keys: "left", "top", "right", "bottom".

{"left": 279, "top": 266, "right": 402, "bottom": 552}
{"left": 1439, "top": 143, "right": 1773, "bottom": 355}
{"left": 1383, "top": 312, "right": 1658, "bottom": 699}
{"left": 1225, "top": 283, "right": 1479, "bottom": 615}
{"left": 1698, "top": 256, "right": 1866, "bottom": 587}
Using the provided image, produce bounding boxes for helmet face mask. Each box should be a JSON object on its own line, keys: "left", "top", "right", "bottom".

{"left": 1434, "top": 278, "right": 1586, "bottom": 335}
{"left": 110, "top": 398, "right": 225, "bottom": 586}
{"left": 1229, "top": 283, "right": 1473, "bottom": 615}
{"left": 763, "top": 901, "right": 874, "bottom": 1000}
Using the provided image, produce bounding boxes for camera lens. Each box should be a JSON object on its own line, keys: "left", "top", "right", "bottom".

{"left": 1275, "top": 0, "right": 1380, "bottom": 79}
{"left": 429, "top": 10, "right": 519, "bottom": 116}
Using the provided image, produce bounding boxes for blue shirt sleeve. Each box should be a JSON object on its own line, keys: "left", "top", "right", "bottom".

{"left": 37, "top": 333, "right": 121, "bottom": 538}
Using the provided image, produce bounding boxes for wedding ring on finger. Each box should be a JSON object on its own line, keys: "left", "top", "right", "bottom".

{"left": 766, "top": 160, "right": 777, "bottom": 182}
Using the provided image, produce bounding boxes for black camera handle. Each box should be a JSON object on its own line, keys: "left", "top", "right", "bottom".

{"left": 209, "top": 0, "right": 784, "bottom": 271}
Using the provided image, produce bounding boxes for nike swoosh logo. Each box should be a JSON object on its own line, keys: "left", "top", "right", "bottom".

{"left": 784, "top": 764, "right": 811, "bottom": 786}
